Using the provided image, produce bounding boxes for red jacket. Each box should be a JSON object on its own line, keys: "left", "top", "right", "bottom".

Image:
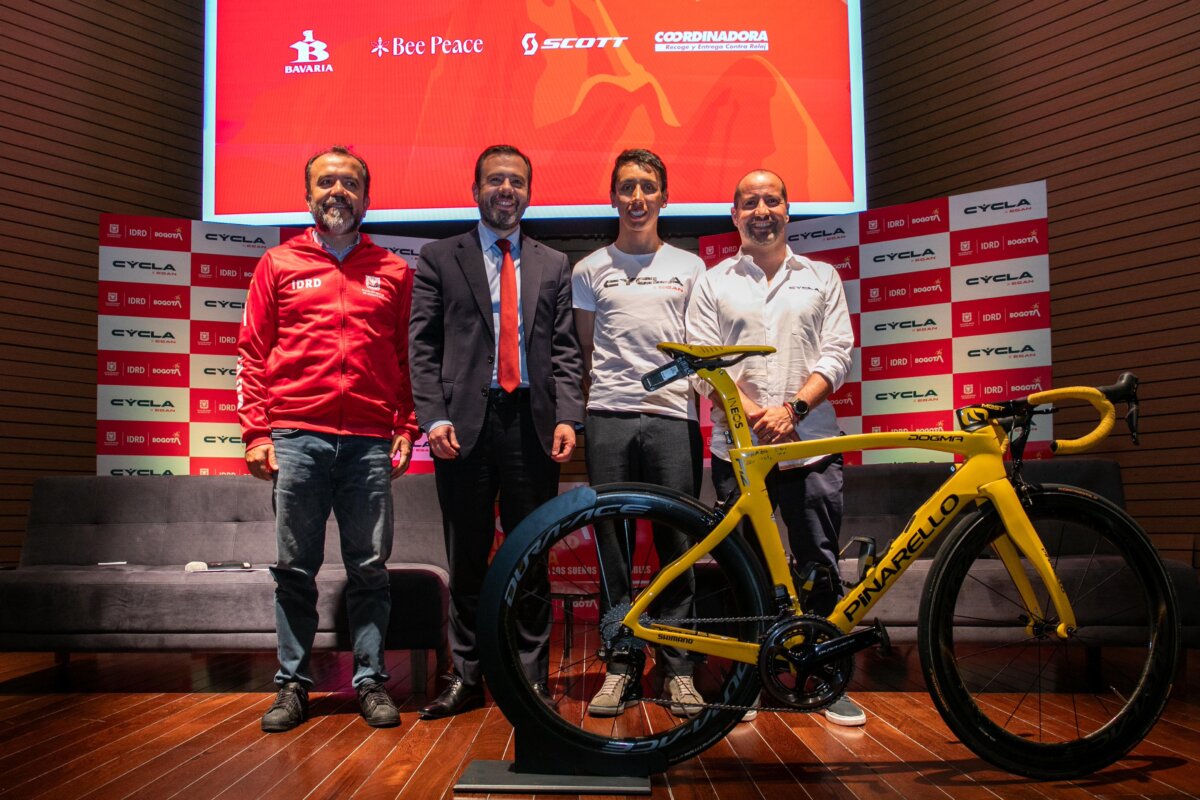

{"left": 237, "top": 231, "right": 419, "bottom": 451}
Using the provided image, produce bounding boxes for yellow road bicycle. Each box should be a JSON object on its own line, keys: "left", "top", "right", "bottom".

{"left": 478, "top": 343, "right": 1179, "bottom": 780}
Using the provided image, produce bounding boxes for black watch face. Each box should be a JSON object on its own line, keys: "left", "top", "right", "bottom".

{"left": 790, "top": 399, "right": 808, "bottom": 417}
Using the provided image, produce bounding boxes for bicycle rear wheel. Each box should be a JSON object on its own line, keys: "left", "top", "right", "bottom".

{"left": 479, "top": 483, "right": 769, "bottom": 776}
{"left": 919, "top": 485, "right": 1179, "bottom": 779}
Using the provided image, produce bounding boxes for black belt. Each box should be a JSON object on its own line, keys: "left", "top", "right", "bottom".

{"left": 487, "top": 387, "right": 530, "bottom": 404}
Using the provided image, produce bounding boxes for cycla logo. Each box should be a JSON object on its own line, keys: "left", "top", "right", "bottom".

{"left": 965, "top": 270, "right": 1034, "bottom": 286}
{"left": 203, "top": 367, "right": 237, "bottom": 376}
{"left": 203, "top": 300, "right": 245, "bottom": 310}
{"left": 522, "top": 33, "right": 627, "bottom": 56}
{"left": 874, "top": 318, "right": 936, "bottom": 332}
{"left": 789, "top": 227, "right": 845, "bottom": 241}
{"left": 964, "top": 199, "right": 1032, "bottom": 214}
{"left": 873, "top": 248, "right": 935, "bottom": 262}
{"left": 967, "top": 344, "right": 1036, "bottom": 357}
{"left": 112, "top": 260, "right": 176, "bottom": 272}
{"left": 874, "top": 390, "right": 937, "bottom": 400}
{"left": 203, "top": 435, "right": 242, "bottom": 444}
{"left": 205, "top": 233, "right": 267, "bottom": 245}
{"left": 111, "top": 469, "right": 174, "bottom": 476}
{"left": 113, "top": 329, "right": 175, "bottom": 339}
{"left": 111, "top": 399, "right": 175, "bottom": 408}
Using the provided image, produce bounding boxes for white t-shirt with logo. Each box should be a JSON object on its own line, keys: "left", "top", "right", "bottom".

{"left": 573, "top": 244, "right": 706, "bottom": 420}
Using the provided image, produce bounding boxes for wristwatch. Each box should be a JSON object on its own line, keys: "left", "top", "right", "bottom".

{"left": 785, "top": 397, "right": 810, "bottom": 421}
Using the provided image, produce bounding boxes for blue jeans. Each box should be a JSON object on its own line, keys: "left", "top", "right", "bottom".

{"left": 270, "top": 430, "right": 393, "bottom": 689}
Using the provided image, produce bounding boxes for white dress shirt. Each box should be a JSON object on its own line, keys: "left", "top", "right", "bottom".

{"left": 686, "top": 247, "right": 854, "bottom": 465}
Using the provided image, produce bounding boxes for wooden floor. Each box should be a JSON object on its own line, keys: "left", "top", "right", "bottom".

{"left": 0, "top": 647, "right": 1197, "bottom": 799}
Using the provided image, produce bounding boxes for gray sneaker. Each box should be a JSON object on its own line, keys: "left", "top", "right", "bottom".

{"left": 664, "top": 675, "right": 705, "bottom": 718}
{"left": 823, "top": 695, "right": 866, "bottom": 726}
{"left": 261, "top": 681, "right": 308, "bottom": 733}
{"left": 357, "top": 679, "right": 400, "bottom": 728}
{"left": 588, "top": 672, "right": 636, "bottom": 717}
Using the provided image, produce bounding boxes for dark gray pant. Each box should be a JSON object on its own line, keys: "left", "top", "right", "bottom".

{"left": 711, "top": 454, "right": 844, "bottom": 616}
{"left": 586, "top": 411, "right": 702, "bottom": 676}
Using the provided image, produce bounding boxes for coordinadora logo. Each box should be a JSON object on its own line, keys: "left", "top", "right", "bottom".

{"left": 654, "top": 29, "right": 769, "bottom": 52}
{"left": 522, "top": 32, "right": 628, "bottom": 56}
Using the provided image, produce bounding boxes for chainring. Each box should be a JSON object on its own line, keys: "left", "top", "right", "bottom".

{"left": 758, "top": 614, "right": 853, "bottom": 711}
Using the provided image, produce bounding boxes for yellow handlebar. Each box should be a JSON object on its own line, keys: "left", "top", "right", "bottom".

{"left": 1026, "top": 386, "right": 1117, "bottom": 455}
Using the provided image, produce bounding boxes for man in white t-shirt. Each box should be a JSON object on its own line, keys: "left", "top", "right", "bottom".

{"left": 572, "top": 149, "right": 707, "bottom": 718}
{"left": 686, "top": 169, "right": 865, "bottom": 727}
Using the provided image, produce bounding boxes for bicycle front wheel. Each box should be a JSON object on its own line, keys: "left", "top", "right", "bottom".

{"left": 919, "top": 485, "right": 1179, "bottom": 779}
{"left": 479, "top": 483, "right": 769, "bottom": 776}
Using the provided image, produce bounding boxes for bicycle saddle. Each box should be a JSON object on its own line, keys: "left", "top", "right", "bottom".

{"left": 656, "top": 342, "right": 776, "bottom": 361}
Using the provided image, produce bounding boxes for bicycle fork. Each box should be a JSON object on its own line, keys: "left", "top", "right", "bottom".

{"left": 979, "top": 477, "right": 1079, "bottom": 639}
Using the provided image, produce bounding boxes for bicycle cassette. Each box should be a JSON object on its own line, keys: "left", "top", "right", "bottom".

{"left": 758, "top": 615, "right": 853, "bottom": 711}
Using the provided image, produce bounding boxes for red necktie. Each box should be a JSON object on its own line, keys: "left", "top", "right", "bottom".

{"left": 496, "top": 238, "right": 520, "bottom": 393}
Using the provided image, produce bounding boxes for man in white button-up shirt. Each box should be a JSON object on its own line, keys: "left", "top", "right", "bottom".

{"left": 686, "top": 169, "right": 864, "bottom": 727}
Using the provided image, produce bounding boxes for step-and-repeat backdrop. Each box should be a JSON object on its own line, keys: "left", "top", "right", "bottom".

{"left": 94, "top": 217, "right": 431, "bottom": 476}
{"left": 698, "top": 180, "right": 1051, "bottom": 464}
{"left": 96, "top": 179, "right": 1049, "bottom": 476}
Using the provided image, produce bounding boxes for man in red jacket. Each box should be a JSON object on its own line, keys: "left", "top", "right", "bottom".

{"left": 237, "top": 146, "right": 419, "bottom": 733}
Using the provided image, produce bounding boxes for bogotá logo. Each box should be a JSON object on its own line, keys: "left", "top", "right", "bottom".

{"left": 288, "top": 30, "right": 332, "bottom": 73}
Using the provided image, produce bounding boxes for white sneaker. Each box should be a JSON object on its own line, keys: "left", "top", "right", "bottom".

{"left": 823, "top": 695, "right": 866, "bottom": 726}
{"left": 665, "top": 675, "right": 705, "bottom": 718}
{"left": 740, "top": 695, "right": 759, "bottom": 723}
{"left": 587, "top": 672, "right": 636, "bottom": 717}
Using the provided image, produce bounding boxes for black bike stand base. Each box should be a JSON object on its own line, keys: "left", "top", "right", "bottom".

{"left": 455, "top": 760, "right": 651, "bottom": 795}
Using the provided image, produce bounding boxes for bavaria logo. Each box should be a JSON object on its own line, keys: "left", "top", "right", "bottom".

{"left": 288, "top": 30, "right": 333, "bottom": 73}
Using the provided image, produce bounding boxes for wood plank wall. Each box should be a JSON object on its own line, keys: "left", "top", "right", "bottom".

{"left": 0, "top": 1, "right": 205, "bottom": 564}
{"left": 0, "top": 0, "right": 1195, "bottom": 569}
{"left": 859, "top": 0, "right": 1200, "bottom": 568}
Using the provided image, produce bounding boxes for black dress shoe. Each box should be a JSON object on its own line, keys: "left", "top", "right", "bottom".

{"left": 419, "top": 676, "right": 485, "bottom": 719}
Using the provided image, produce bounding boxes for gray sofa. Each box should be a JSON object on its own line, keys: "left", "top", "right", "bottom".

{"left": 0, "top": 459, "right": 1192, "bottom": 681}
{"left": 0, "top": 473, "right": 450, "bottom": 685}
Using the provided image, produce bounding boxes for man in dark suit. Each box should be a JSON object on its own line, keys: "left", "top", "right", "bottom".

{"left": 409, "top": 144, "right": 584, "bottom": 718}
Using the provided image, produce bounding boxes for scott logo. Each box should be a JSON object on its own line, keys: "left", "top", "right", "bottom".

{"left": 522, "top": 33, "right": 628, "bottom": 56}
{"left": 964, "top": 199, "right": 1032, "bottom": 214}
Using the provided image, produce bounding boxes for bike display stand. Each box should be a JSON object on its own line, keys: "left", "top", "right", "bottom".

{"left": 454, "top": 729, "right": 652, "bottom": 795}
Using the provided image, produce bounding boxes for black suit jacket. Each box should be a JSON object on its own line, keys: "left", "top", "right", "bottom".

{"left": 409, "top": 227, "right": 584, "bottom": 457}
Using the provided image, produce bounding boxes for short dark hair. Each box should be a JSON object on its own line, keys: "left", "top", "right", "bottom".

{"left": 305, "top": 145, "right": 370, "bottom": 197}
{"left": 610, "top": 148, "right": 668, "bottom": 195}
{"left": 474, "top": 144, "right": 532, "bottom": 187}
{"left": 733, "top": 170, "right": 788, "bottom": 206}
